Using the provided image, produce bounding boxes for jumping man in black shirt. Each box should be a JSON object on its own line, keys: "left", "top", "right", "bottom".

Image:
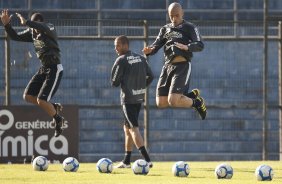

{"left": 1, "top": 9, "right": 65, "bottom": 137}
{"left": 111, "top": 35, "right": 154, "bottom": 168}
{"left": 143, "top": 2, "right": 207, "bottom": 119}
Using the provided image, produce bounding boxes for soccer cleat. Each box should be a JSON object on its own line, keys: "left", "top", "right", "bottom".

{"left": 114, "top": 162, "right": 131, "bottom": 169}
{"left": 54, "top": 103, "right": 63, "bottom": 114}
{"left": 193, "top": 97, "right": 207, "bottom": 120}
{"left": 191, "top": 89, "right": 200, "bottom": 98}
{"left": 54, "top": 116, "right": 65, "bottom": 137}
{"left": 148, "top": 162, "right": 153, "bottom": 168}
{"left": 185, "top": 88, "right": 200, "bottom": 99}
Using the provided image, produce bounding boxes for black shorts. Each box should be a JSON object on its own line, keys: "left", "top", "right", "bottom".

{"left": 157, "top": 62, "right": 191, "bottom": 96}
{"left": 24, "top": 64, "right": 63, "bottom": 101}
{"left": 122, "top": 103, "right": 141, "bottom": 128}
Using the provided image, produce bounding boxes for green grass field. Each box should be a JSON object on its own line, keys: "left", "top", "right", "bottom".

{"left": 0, "top": 161, "right": 281, "bottom": 184}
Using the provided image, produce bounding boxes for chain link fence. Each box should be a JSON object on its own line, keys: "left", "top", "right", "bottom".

{"left": 0, "top": 19, "right": 281, "bottom": 160}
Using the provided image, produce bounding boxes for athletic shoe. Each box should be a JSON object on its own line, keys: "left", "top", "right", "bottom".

{"left": 54, "top": 103, "right": 63, "bottom": 114}
{"left": 191, "top": 89, "right": 200, "bottom": 98}
{"left": 193, "top": 97, "right": 207, "bottom": 120}
{"left": 114, "top": 162, "right": 131, "bottom": 169}
{"left": 184, "top": 88, "right": 200, "bottom": 99}
{"left": 54, "top": 116, "right": 65, "bottom": 137}
{"left": 148, "top": 162, "right": 153, "bottom": 168}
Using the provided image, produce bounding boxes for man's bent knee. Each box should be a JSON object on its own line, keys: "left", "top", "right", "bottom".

{"left": 124, "top": 126, "right": 131, "bottom": 136}
{"left": 168, "top": 98, "right": 177, "bottom": 107}
{"left": 168, "top": 94, "right": 181, "bottom": 107}
{"left": 129, "top": 127, "right": 139, "bottom": 132}
{"left": 129, "top": 127, "right": 141, "bottom": 136}
{"left": 156, "top": 97, "right": 169, "bottom": 108}
{"left": 37, "top": 98, "right": 46, "bottom": 106}
{"left": 23, "top": 94, "right": 34, "bottom": 102}
{"left": 156, "top": 102, "right": 168, "bottom": 108}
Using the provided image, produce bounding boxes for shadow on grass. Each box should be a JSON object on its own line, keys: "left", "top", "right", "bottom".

{"left": 110, "top": 172, "right": 127, "bottom": 175}
{"left": 75, "top": 171, "right": 89, "bottom": 173}
{"left": 193, "top": 168, "right": 214, "bottom": 172}
{"left": 44, "top": 170, "right": 58, "bottom": 172}
{"left": 47, "top": 170, "right": 85, "bottom": 173}
{"left": 189, "top": 176, "right": 206, "bottom": 179}
{"left": 147, "top": 174, "right": 163, "bottom": 176}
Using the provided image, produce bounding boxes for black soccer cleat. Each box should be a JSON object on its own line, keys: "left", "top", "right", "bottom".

{"left": 148, "top": 162, "right": 153, "bottom": 168}
{"left": 185, "top": 88, "right": 200, "bottom": 99}
{"left": 191, "top": 89, "right": 200, "bottom": 98}
{"left": 54, "top": 116, "right": 65, "bottom": 137}
{"left": 193, "top": 97, "right": 207, "bottom": 120}
{"left": 54, "top": 103, "right": 63, "bottom": 114}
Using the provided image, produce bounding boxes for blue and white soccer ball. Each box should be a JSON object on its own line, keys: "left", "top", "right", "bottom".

{"left": 63, "top": 157, "right": 79, "bottom": 172}
{"left": 32, "top": 156, "right": 49, "bottom": 171}
{"left": 255, "top": 165, "right": 274, "bottom": 181}
{"left": 215, "top": 163, "right": 233, "bottom": 179}
{"left": 132, "top": 159, "right": 150, "bottom": 175}
{"left": 172, "top": 161, "right": 190, "bottom": 177}
{"left": 96, "top": 158, "right": 113, "bottom": 173}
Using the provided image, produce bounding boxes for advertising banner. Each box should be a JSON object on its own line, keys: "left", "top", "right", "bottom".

{"left": 0, "top": 106, "right": 79, "bottom": 163}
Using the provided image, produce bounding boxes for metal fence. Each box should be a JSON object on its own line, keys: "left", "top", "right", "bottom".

{"left": 1, "top": 19, "right": 282, "bottom": 160}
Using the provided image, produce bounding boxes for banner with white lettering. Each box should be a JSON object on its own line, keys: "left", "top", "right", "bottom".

{"left": 0, "top": 106, "right": 78, "bottom": 163}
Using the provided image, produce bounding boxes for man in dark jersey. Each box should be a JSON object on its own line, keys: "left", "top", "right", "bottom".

{"left": 143, "top": 2, "right": 207, "bottom": 120}
{"left": 111, "top": 35, "right": 154, "bottom": 168}
{"left": 1, "top": 9, "right": 65, "bottom": 137}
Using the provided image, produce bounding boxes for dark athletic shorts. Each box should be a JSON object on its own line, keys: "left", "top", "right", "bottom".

{"left": 157, "top": 62, "right": 191, "bottom": 96}
{"left": 122, "top": 103, "right": 141, "bottom": 128}
{"left": 24, "top": 64, "right": 63, "bottom": 101}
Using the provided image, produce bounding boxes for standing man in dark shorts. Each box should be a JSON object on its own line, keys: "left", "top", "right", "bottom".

{"left": 143, "top": 2, "right": 207, "bottom": 119}
{"left": 1, "top": 9, "right": 65, "bottom": 137}
{"left": 111, "top": 35, "right": 154, "bottom": 168}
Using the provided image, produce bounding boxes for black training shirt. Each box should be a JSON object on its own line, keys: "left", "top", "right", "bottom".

{"left": 4, "top": 20, "right": 60, "bottom": 65}
{"left": 111, "top": 51, "right": 154, "bottom": 105}
{"left": 147, "top": 20, "right": 204, "bottom": 64}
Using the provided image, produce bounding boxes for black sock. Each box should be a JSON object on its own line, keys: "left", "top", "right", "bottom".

{"left": 186, "top": 91, "right": 196, "bottom": 99}
{"left": 138, "top": 146, "right": 151, "bottom": 162}
{"left": 192, "top": 99, "right": 200, "bottom": 107}
{"left": 123, "top": 151, "right": 131, "bottom": 165}
{"left": 53, "top": 114, "right": 62, "bottom": 123}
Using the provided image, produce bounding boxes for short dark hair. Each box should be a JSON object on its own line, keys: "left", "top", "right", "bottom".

{"left": 116, "top": 35, "right": 129, "bottom": 46}
{"left": 31, "top": 13, "right": 44, "bottom": 22}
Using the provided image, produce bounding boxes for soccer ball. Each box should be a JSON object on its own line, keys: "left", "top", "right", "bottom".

{"left": 132, "top": 159, "right": 150, "bottom": 175}
{"left": 172, "top": 161, "right": 190, "bottom": 177}
{"left": 63, "top": 157, "right": 79, "bottom": 172}
{"left": 255, "top": 165, "right": 274, "bottom": 181}
{"left": 32, "top": 156, "right": 49, "bottom": 171}
{"left": 215, "top": 163, "right": 233, "bottom": 179}
{"left": 96, "top": 158, "right": 113, "bottom": 173}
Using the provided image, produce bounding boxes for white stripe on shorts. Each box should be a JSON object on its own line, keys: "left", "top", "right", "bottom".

{"left": 185, "top": 62, "right": 191, "bottom": 85}
{"left": 47, "top": 64, "right": 63, "bottom": 101}
{"left": 122, "top": 105, "right": 134, "bottom": 128}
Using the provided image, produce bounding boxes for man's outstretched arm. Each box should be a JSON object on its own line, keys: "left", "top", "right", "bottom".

{"left": 1, "top": 9, "right": 32, "bottom": 42}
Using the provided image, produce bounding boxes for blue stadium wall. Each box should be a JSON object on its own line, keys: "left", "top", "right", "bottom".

{"left": 0, "top": 0, "right": 281, "bottom": 161}
{"left": 0, "top": 39, "right": 279, "bottom": 161}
